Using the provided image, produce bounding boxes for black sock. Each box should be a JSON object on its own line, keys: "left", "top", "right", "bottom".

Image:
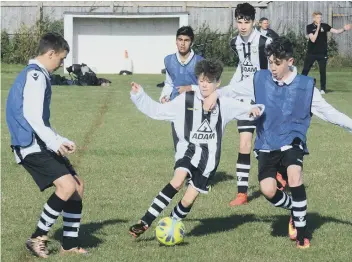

{"left": 141, "top": 183, "right": 178, "bottom": 226}
{"left": 62, "top": 200, "right": 83, "bottom": 250}
{"left": 32, "top": 193, "right": 66, "bottom": 238}
{"left": 170, "top": 201, "right": 192, "bottom": 220}
{"left": 265, "top": 189, "right": 292, "bottom": 210}
{"left": 290, "top": 185, "right": 307, "bottom": 241}
{"left": 236, "top": 153, "right": 250, "bottom": 194}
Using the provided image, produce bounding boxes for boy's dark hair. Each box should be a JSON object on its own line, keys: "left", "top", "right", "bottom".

{"left": 259, "top": 17, "right": 268, "bottom": 23}
{"left": 265, "top": 36, "right": 293, "bottom": 60}
{"left": 37, "top": 33, "right": 70, "bottom": 55}
{"left": 195, "top": 59, "right": 223, "bottom": 82}
{"left": 176, "top": 26, "right": 194, "bottom": 42}
{"left": 235, "top": 3, "right": 256, "bottom": 21}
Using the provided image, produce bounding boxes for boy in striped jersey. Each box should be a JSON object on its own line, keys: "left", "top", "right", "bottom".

{"left": 128, "top": 59, "right": 265, "bottom": 238}
{"left": 228, "top": 3, "right": 273, "bottom": 206}
{"left": 6, "top": 33, "right": 87, "bottom": 258}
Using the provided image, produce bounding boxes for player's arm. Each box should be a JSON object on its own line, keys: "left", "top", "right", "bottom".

{"left": 330, "top": 24, "right": 351, "bottom": 34}
{"left": 308, "top": 24, "right": 320, "bottom": 43}
{"left": 216, "top": 85, "right": 236, "bottom": 98}
{"left": 23, "top": 71, "right": 73, "bottom": 155}
{"left": 188, "top": 85, "right": 235, "bottom": 114}
{"left": 159, "top": 70, "right": 174, "bottom": 103}
{"left": 311, "top": 87, "right": 352, "bottom": 132}
{"left": 202, "top": 77, "right": 256, "bottom": 111}
{"left": 131, "top": 82, "right": 178, "bottom": 121}
{"left": 220, "top": 97, "right": 265, "bottom": 124}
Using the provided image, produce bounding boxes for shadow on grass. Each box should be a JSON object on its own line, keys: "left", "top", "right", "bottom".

{"left": 270, "top": 212, "right": 352, "bottom": 240}
{"left": 209, "top": 171, "right": 234, "bottom": 186}
{"left": 134, "top": 235, "right": 190, "bottom": 247}
{"left": 187, "top": 214, "right": 272, "bottom": 236}
{"left": 52, "top": 218, "right": 127, "bottom": 248}
{"left": 186, "top": 212, "right": 352, "bottom": 240}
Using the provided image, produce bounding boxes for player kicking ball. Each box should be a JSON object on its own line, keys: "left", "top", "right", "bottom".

{"left": 202, "top": 37, "right": 352, "bottom": 248}
{"left": 128, "top": 59, "right": 265, "bottom": 237}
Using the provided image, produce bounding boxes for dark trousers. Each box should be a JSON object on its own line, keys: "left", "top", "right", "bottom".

{"left": 301, "top": 54, "right": 328, "bottom": 91}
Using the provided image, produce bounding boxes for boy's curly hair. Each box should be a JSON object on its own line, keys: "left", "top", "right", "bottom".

{"left": 235, "top": 3, "right": 256, "bottom": 21}
{"left": 265, "top": 36, "right": 293, "bottom": 60}
{"left": 195, "top": 59, "right": 223, "bottom": 82}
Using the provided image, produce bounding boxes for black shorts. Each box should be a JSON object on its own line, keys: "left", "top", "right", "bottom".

{"left": 257, "top": 148, "right": 304, "bottom": 182}
{"left": 237, "top": 120, "right": 256, "bottom": 133}
{"left": 174, "top": 157, "right": 215, "bottom": 194}
{"left": 21, "top": 150, "right": 77, "bottom": 191}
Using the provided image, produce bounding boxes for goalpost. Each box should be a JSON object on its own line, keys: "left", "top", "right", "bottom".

{"left": 64, "top": 12, "right": 189, "bottom": 74}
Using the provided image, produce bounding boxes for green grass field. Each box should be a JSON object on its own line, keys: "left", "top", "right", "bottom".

{"left": 1, "top": 64, "right": 352, "bottom": 262}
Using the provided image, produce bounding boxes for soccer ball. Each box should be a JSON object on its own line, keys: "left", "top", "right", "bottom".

{"left": 155, "top": 217, "right": 185, "bottom": 246}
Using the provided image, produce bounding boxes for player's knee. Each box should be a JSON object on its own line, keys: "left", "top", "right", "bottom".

{"left": 170, "top": 179, "right": 183, "bottom": 191}
{"left": 171, "top": 169, "right": 188, "bottom": 190}
{"left": 239, "top": 140, "right": 252, "bottom": 153}
{"left": 55, "top": 175, "right": 76, "bottom": 200}
{"left": 287, "top": 166, "right": 302, "bottom": 187}
{"left": 288, "top": 175, "right": 302, "bottom": 187}
{"left": 260, "top": 181, "right": 276, "bottom": 199}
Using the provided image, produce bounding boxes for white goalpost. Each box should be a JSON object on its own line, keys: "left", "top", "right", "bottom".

{"left": 64, "top": 12, "right": 189, "bottom": 74}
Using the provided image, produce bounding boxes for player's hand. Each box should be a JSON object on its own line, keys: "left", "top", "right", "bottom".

{"left": 131, "top": 82, "right": 141, "bottom": 94}
{"left": 58, "top": 144, "right": 68, "bottom": 156}
{"left": 58, "top": 142, "right": 76, "bottom": 156}
{"left": 249, "top": 107, "right": 261, "bottom": 118}
{"left": 64, "top": 141, "right": 76, "bottom": 154}
{"left": 178, "top": 85, "right": 192, "bottom": 94}
{"left": 203, "top": 91, "right": 218, "bottom": 112}
{"left": 344, "top": 24, "right": 351, "bottom": 31}
{"left": 161, "top": 96, "right": 170, "bottom": 104}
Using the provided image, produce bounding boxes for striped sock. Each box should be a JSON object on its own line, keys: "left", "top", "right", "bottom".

{"left": 62, "top": 200, "right": 83, "bottom": 250}
{"left": 266, "top": 189, "right": 292, "bottom": 209}
{"left": 170, "top": 201, "right": 192, "bottom": 220}
{"left": 290, "top": 185, "right": 307, "bottom": 241}
{"left": 141, "top": 183, "right": 178, "bottom": 226}
{"left": 236, "top": 153, "right": 250, "bottom": 194}
{"left": 32, "top": 193, "right": 66, "bottom": 238}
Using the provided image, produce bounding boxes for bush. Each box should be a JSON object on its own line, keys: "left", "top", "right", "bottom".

{"left": 285, "top": 30, "right": 308, "bottom": 66}
{"left": 193, "top": 24, "right": 238, "bottom": 67}
{"left": 1, "top": 30, "right": 11, "bottom": 63}
{"left": 1, "top": 17, "right": 63, "bottom": 64}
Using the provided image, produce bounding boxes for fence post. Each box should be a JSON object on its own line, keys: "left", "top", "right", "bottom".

{"left": 182, "top": 1, "right": 187, "bottom": 12}
{"left": 110, "top": 1, "right": 114, "bottom": 12}
{"left": 328, "top": 4, "right": 332, "bottom": 40}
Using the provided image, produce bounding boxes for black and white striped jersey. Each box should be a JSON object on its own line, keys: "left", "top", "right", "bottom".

{"left": 229, "top": 29, "right": 271, "bottom": 100}
{"left": 131, "top": 88, "right": 264, "bottom": 178}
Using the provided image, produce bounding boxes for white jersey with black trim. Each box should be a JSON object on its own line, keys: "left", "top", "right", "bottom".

{"left": 131, "top": 87, "right": 264, "bottom": 178}
{"left": 228, "top": 29, "right": 272, "bottom": 100}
